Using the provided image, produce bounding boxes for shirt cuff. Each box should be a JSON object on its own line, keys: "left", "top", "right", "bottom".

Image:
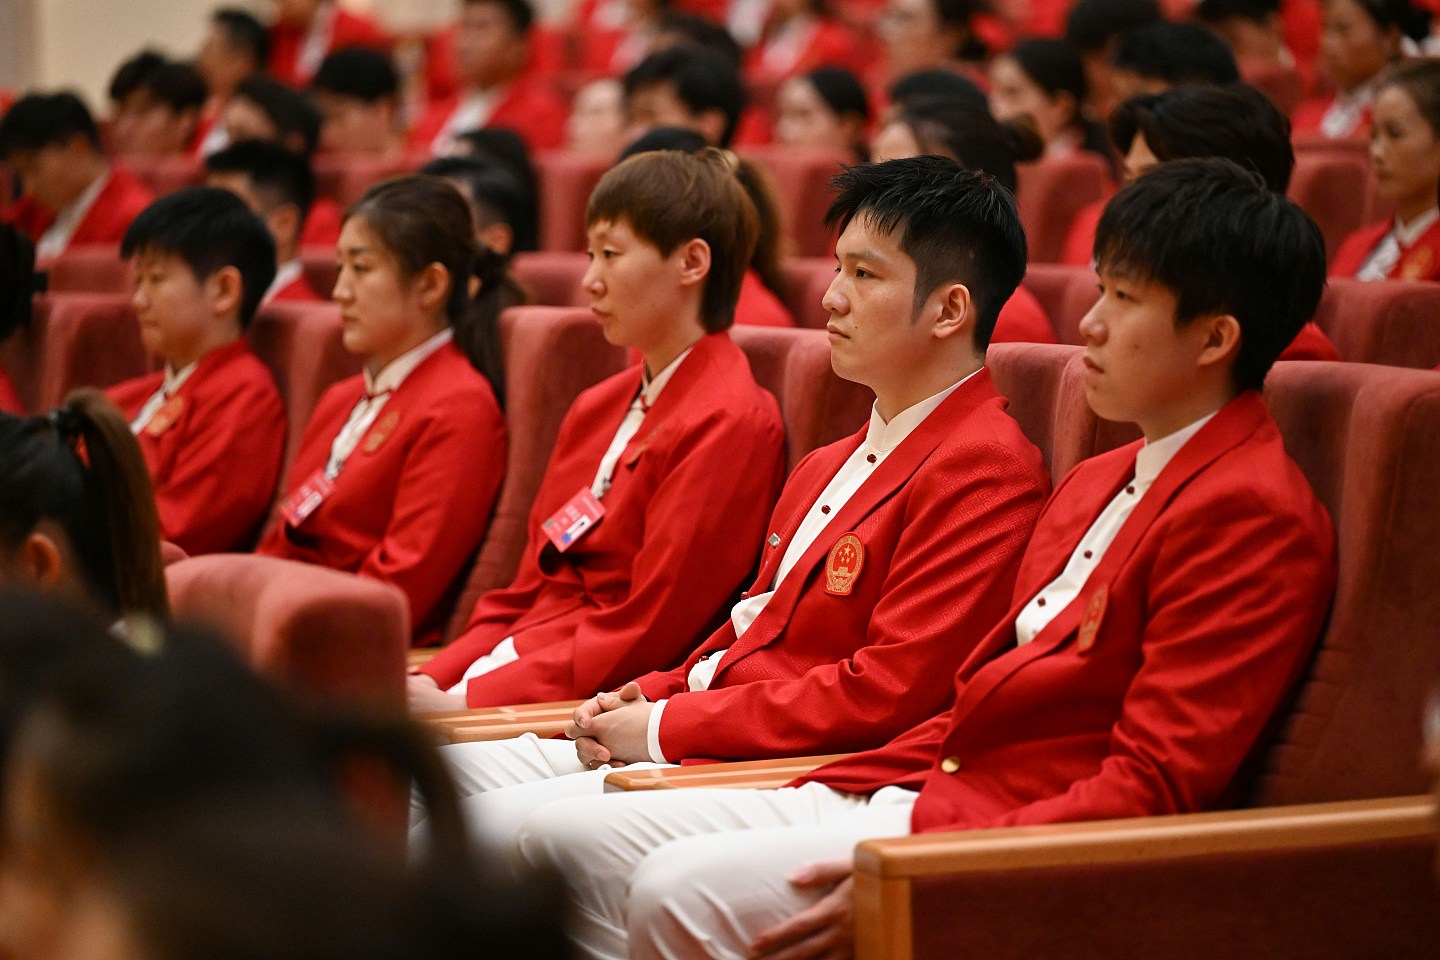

{"left": 646, "top": 698, "right": 670, "bottom": 764}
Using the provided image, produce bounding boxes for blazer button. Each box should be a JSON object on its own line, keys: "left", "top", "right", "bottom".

{"left": 940, "top": 756, "right": 962, "bottom": 774}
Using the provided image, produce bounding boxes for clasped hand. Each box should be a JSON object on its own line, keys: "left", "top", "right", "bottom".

{"left": 564, "top": 680, "right": 654, "bottom": 767}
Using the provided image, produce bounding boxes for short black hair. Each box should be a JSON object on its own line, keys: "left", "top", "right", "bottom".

{"left": 108, "top": 52, "right": 207, "bottom": 113}
{"left": 1195, "top": 0, "right": 1281, "bottom": 25}
{"left": 825, "top": 156, "right": 1028, "bottom": 351}
{"left": 887, "top": 95, "right": 1043, "bottom": 194}
{"left": 212, "top": 7, "right": 270, "bottom": 66}
{"left": 1112, "top": 22, "right": 1240, "bottom": 86}
{"left": 0, "top": 224, "right": 35, "bottom": 345}
{"left": 654, "top": 13, "right": 743, "bottom": 66}
{"left": 1093, "top": 157, "right": 1324, "bottom": 391}
{"left": 420, "top": 155, "right": 531, "bottom": 258}
{"left": 1109, "top": 84, "right": 1293, "bottom": 191}
{"left": 121, "top": 187, "right": 277, "bottom": 329}
{"left": 463, "top": 0, "right": 535, "bottom": 33}
{"left": 617, "top": 125, "right": 709, "bottom": 159}
{"left": 310, "top": 47, "right": 399, "bottom": 102}
{"left": 1064, "top": 0, "right": 1161, "bottom": 52}
{"left": 1348, "top": 0, "right": 1432, "bottom": 42}
{"left": 205, "top": 139, "right": 316, "bottom": 218}
{"left": 805, "top": 67, "right": 870, "bottom": 123}
{"left": 623, "top": 46, "right": 747, "bottom": 147}
{"left": 0, "top": 92, "right": 100, "bottom": 157}
{"left": 888, "top": 69, "right": 989, "bottom": 112}
{"left": 234, "top": 76, "right": 323, "bottom": 156}
{"left": 452, "top": 128, "right": 538, "bottom": 251}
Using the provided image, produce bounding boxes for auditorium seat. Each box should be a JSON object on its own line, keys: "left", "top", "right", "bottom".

{"left": 1015, "top": 154, "right": 1113, "bottom": 265}
{"left": 847, "top": 360, "right": 1440, "bottom": 959}
{"left": 780, "top": 257, "right": 834, "bottom": 329}
{"left": 122, "top": 154, "right": 205, "bottom": 197}
{"left": 32, "top": 292, "right": 151, "bottom": 408}
{"left": 313, "top": 155, "right": 414, "bottom": 206}
{"left": 1018, "top": 263, "right": 1096, "bottom": 345}
{"left": 510, "top": 250, "right": 589, "bottom": 306}
{"left": 442, "top": 306, "right": 628, "bottom": 641}
{"left": 535, "top": 151, "right": 610, "bottom": 253}
{"left": 166, "top": 553, "right": 407, "bottom": 708}
{"left": 246, "top": 300, "right": 365, "bottom": 473}
{"left": 1288, "top": 151, "right": 1375, "bottom": 262}
{"left": 736, "top": 146, "right": 850, "bottom": 258}
{"left": 988, "top": 343, "right": 1099, "bottom": 483}
{"left": 44, "top": 247, "right": 130, "bottom": 292}
{"left": 299, "top": 248, "right": 340, "bottom": 299}
{"left": 1312, "top": 278, "right": 1440, "bottom": 369}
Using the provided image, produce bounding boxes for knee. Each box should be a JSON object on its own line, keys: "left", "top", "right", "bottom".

{"left": 512, "top": 798, "right": 604, "bottom": 876}
{"left": 628, "top": 846, "right": 738, "bottom": 960}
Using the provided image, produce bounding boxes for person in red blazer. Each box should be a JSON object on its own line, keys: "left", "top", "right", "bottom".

{"left": 744, "top": 0, "right": 861, "bottom": 88}
{"left": 504, "top": 160, "right": 1340, "bottom": 960}
{"left": 104, "top": 188, "right": 285, "bottom": 556}
{"left": 411, "top": 149, "right": 787, "bottom": 709}
{"left": 413, "top": 159, "right": 1049, "bottom": 833}
{"left": 0, "top": 93, "right": 155, "bottom": 264}
{"left": 992, "top": 285, "right": 1057, "bottom": 342}
{"left": 1331, "top": 61, "right": 1440, "bottom": 282}
{"left": 408, "top": 0, "right": 566, "bottom": 156}
{"left": 1290, "top": 0, "right": 1424, "bottom": 140}
{"left": 258, "top": 177, "right": 508, "bottom": 645}
{"left": 267, "top": 0, "right": 391, "bottom": 88}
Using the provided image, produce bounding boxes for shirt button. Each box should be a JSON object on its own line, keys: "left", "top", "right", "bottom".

{"left": 1083, "top": 550, "right": 1093, "bottom": 559}
{"left": 1036, "top": 597, "right": 1046, "bottom": 607}
{"left": 940, "top": 756, "right": 962, "bottom": 774}
{"left": 820, "top": 505, "right": 830, "bottom": 514}
{"left": 866, "top": 454, "right": 877, "bottom": 464}
{"left": 1126, "top": 485, "right": 1136, "bottom": 495}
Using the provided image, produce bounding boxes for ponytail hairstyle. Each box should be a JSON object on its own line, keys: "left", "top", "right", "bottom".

{"left": 731, "top": 155, "right": 791, "bottom": 304}
{"left": 0, "top": 389, "right": 167, "bottom": 619}
{"left": 345, "top": 176, "right": 507, "bottom": 408}
{"left": 888, "top": 94, "right": 1044, "bottom": 194}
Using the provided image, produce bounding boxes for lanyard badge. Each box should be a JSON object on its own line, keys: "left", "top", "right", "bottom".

{"left": 542, "top": 487, "right": 606, "bottom": 552}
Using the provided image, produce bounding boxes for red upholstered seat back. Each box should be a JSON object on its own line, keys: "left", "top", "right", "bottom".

{"left": 1248, "top": 362, "right": 1440, "bottom": 804}
{"left": 535, "top": 151, "right": 610, "bottom": 252}
{"left": 443, "top": 305, "right": 628, "bottom": 640}
{"left": 44, "top": 247, "right": 130, "bottom": 292}
{"left": 313, "top": 155, "right": 413, "bottom": 206}
{"left": 1312, "top": 278, "right": 1440, "bottom": 369}
{"left": 1287, "top": 152, "right": 1375, "bottom": 262}
{"left": 988, "top": 343, "right": 1103, "bottom": 484}
{"left": 1019, "top": 263, "right": 1098, "bottom": 345}
{"left": 779, "top": 257, "right": 834, "bottom": 330}
{"left": 1015, "top": 154, "right": 1114, "bottom": 264}
{"left": 166, "top": 553, "right": 407, "bottom": 708}
{"left": 511, "top": 250, "right": 589, "bottom": 306}
{"left": 122, "top": 154, "right": 204, "bottom": 197}
{"left": 737, "top": 146, "right": 849, "bottom": 257}
{"left": 33, "top": 291, "right": 152, "bottom": 407}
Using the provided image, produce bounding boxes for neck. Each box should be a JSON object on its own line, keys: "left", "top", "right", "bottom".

{"left": 1396, "top": 197, "right": 1436, "bottom": 227}
{"left": 370, "top": 321, "right": 446, "bottom": 373}
{"left": 1136, "top": 385, "right": 1234, "bottom": 444}
{"left": 872, "top": 351, "right": 982, "bottom": 423}
{"left": 55, "top": 156, "right": 107, "bottom": 212}
{"left": 641, "top": 325, "right": 705, "bottom": 380}
{"left": 169, "top": 326, "right": 239, "bottom": 371}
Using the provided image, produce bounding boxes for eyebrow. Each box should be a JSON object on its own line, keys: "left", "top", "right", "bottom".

{"left": 837, "top": 249, "right": 890, "bottom": 266}
{"left": 339, "top": 246, "right": 372, "bottom": 257}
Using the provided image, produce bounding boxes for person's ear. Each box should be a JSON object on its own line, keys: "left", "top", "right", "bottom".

{"left": 694, "top": 109, "right": 728, "bottom": 147}
{"left": 18, "top": 532, "right": 66, "bottom": 588}
{"left": 207, "top": 265, "right": 245, "bottom": 322}
{"left": 478, "top": 221, "right": 514, "bottom": 258}
{"left": 1195, "top": 313, "right": 1242, "bottom": 372}
{"left": 267, "top": 203, "right": 302, "bottom": 255}
{"left": 930, "top": 282, "right": 974, "bottom": 343}
{"left": 413, "top": 261, "right": 451, "bottom": 312}
{"left": 675, "top": 238, "right": 712, "bottom": 288}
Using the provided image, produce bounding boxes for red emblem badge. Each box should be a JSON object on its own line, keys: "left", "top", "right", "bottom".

{"left": 1077, "top": 585, "right": 1108, "bottom": 652}
{"left": 362, "top": 411, "right": 400, "bottom": 454}
{"left": 1400, "top": 245, "right": 1434, "bottom": 281}
{"left": 824, "top": 534, "right": 865, "bottom": 596}
{"left": 143, "top": 395, "right": 186, "bottom": 437}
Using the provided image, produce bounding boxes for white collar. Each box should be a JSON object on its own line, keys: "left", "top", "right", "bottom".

{"left": 37, "top": 167, "right": 110, "bottom": 258}
{"left": 640, "top": 346, "right": 693, "bottom": 408}
{"left": 864, "top": 366, "right": 982, "bottom": 454}
{"left": 1135, "top": 411, "right": 1216, "bottom": 486}
{"left": 163, "top": 360, "right": 199, "bottom": 396}
{"left": 1393, "top": 207, "right": 1440, "bottom": 247}
{"left": 262, "top": 259, "right": 306, "bottom": 305}
{"left": 363, "top": 328, "right": 453, "bottom": 396}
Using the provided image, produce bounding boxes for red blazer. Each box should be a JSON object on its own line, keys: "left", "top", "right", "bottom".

{"left": 1280, "top": 322, "right": 1341, "bottom": 362}
{"left": 803, "top": 392, "right": 1336, "bottom": 832}
{"left": 299, "top": 197, "right": 343, "bottom": 249}
{"left": 4, "top": 167, "right": 154, "bottom": 255}
{"left": 108, "top": 340, "right": 285, "bottom": 555}
{"left": 268, "top": 268, "right": 324, "bottom": 303}
{"left": 408, "top": 80, "right": 568, "bottom": 155}
{"left": 992, "top": 286, "right": 1057, "bottom": 344}
{"left": 633, "top": 370, "right": 1048, "bottom": 762}
{"left": 1291, "top": 96, "right": 1370, "bottom": 140}
{"left": 737, "top": 271, "right": 797, "bottom": 328}
{"left": 1330, "top": 218, "right": 1440, "bottom": 282}
{"left": 744, "top": 19, "right": 861, "bottom": 85}
{"left": 1061, "top": 198, "right": 1104, "bottom": 268}
{"left": 420, "top": 333, "right": 788, "bottom": 704}
{"left": 0, "top": 367, "right": 24, "bottom": 414}
{"left": 257, "top": 342, "right": 506, "bottom": 642}
{"left": 268, "top": 6, "right": 391, "bottom": 86}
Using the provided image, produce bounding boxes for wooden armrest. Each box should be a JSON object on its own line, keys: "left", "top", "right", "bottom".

{"left": 406, "top": 647, "right": 441, "bottom": 670}
{"left": 445, "top": 717, "right": 572, "bottom": 744}
{"left": 604, "top": 754, "right": 852, "bottom": 791}
{"left": 852, "top": 796, "right": 1440, "bottom": 960}
{"left": 414, "top": 700, "right": 584, "bottom": 745}
{"left": 415, "top": 699, "right": 585, "bottom": 722}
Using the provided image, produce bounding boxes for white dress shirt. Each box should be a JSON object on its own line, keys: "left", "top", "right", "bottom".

{"left": 129, "top": 361, "right": 199, "bottom": 434}
{"left": 36, "top": 168, "right": 110, "bottom": 261}
{"left": 295, "top": 0, "right": 337, "bottom": 83}
{"left": 646, "top": 371, "right": 980, "bottom": 762}
{"left": 261, "top": 259, "right": 307, "bottom": 306}
{"left": 431, "top": 88, "right": 505, "bottom": 156}
{"left": 324, "top": 328, "right": 452, "bottom": 479}
{"left": 1356, "top": 207, "right": 1440, "bottom": 281}
{"left": 1320, "top": 79, "right": 1376, "bottom": 141}
{"left": 1012, "top": 412, "right": 1215, "bottom": 646}
{"left": 447, "top": 349, "right": 693, "bottom": 694}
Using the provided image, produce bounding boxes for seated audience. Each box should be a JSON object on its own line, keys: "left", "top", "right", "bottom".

{"left": 423, "top": 156, "right": 1050, "bottom": 842}
{"left": 0, "top": 224, "right": 33, "bottom": 413}
{"left": 989, "top": 39, "right": 1116, "bottom": 168}
{"left": 206, "top": 140, "right": 323, "bottom": 303}
{"left": 106, "top": 52, "right": 208, "bottom": 158}
{"left": 310, "top": 47, "right": 406, "bottom": 159}
{"left": 773, "top": 66, "right": 870, "bottom": 161}
{"left": 876, "top": 0, "right": 990, "bottom": 87}
{"left": 421, "top": 155, "right": 534, "bottom": 261}
{"left": 622, "top": 45, "right": 748, "bottom": 147}
{"left": 1109, "top": 21, "right": 1242, "bottom": 103}
{"left": 1293, "top": 0, "right": 1429, "bottom": 139}
{"left": 409, "top": 149, "right": 786, "bottom": 707}
{"left": 267, "top": 0, "right": 391, "bottom": 87}
{"left": 566, "top": 79, "right": 629, "bottom": 160}
{"left": 409, "top": 0, "right": 567, "bottom": 156}
{"left": 870, "top": 95, "right": 1056, "bottom": 343}
{"left": 450, "top": 128, "right": 540, "bottom": 252}
{"left": 1196, "top": 0, "right": 1311, "bottom": 90}
{"left": 0, "top": 390, "right": 168, "bottom": 621}
{"left": 107, "top": 188, "right": 286, "bottom": 556}
{"left": 195, "top": 7, "right": 269, "bottom": 156}
{"left": 511, "top": 158, "right": 1338, "bottom": 960}
{"left": 0, "top": 92, "right": 155, "bottom": 262}
{"left": 257, "top": 176, "right": 507, "bottom": 645}
{"left": 1332, "top": 59, "right": 1440, "bottom": 281}
{"left": 744, "top": 0, "right": 860, "bottom": 87}
{"left": 1063, "top": 0, "right": 1162, "bottom": 116}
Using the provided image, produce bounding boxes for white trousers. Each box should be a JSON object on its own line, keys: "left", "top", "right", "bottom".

{"left": 417, "top": 734, "right": 672, "bottom": 844}
{"left": 511, "top": 782, "right": 918, "bottom": 960}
